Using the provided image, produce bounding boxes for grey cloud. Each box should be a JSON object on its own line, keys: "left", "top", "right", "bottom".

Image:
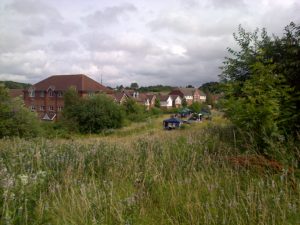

{"left": 148, "top": 14, "right": 197, "bottom": 34}
{"left": 0, "top": 32, "right": 32, "bottom": 53}
{"left": 208, "top": 0, "right": 246, "bottom": 9}
{"left": 82, "top": 3, "right": 137, "bottom": 28}
{"left": 48, "top": 40, "right": 79, "bottom": 52}
{"left": 81, "top": 32, "right": 155, "bottom": 56}
{"left": 147, "top": 11, "right": 239, "bottom": 37}
{"left": 6, "top": 0, "right": 62, "bottom": 19}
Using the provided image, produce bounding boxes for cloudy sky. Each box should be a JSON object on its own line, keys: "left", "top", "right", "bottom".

{"left": 0, "top": 0, "right": 299, "bottom": 87}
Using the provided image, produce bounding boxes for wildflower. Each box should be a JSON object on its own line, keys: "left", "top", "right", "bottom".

{"left": 18, "top": 174, "right": 29, "bottom": 185}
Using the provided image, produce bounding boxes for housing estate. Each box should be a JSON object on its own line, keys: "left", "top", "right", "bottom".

{"left": 158, "top": 95, "right": 173, "bottom": 108}
{"left": 169, "top": 88, "right": 206, "bottom": 105}
{"left": 23, "top": 74, "right": 110, "bottom": 121}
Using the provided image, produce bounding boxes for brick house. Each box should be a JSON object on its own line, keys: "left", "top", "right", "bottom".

{"left": 23, "top": 74, "right": 110, "bottom": 121}
{"left": 169, "top": 88, "right": 206, "bottom": 105}
{"left": 146, "top": 94, "right": 157, "bottom": 108}
{"left": 158, "top": 95, "right": 173, "bottom": 108}
{"left": 122, "top": 90, "right": 157, "bottom": 110}
{"left": 170, "top": 95, "right": 182, "bottom": 108}
{"left": 108, "top": 92, "right": 128, "bottom": 104}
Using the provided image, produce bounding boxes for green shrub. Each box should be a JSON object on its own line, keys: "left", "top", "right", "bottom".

{"left": 0, "top": 85, "right": 41, "bottom": 138}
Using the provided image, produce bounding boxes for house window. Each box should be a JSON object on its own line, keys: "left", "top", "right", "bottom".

{"left": 57, "top": 106, "right": 63, "bottom": 111}
{"left": 57, "top": 91, "right": 63, "bottom": 97}
{"left": 49, "top": 90, "right": 54, "bottom": 97}
{"left": 49, "top": 105, "right": 54, "bottom": 111}
{"left": 88, "top": 91, "right": 94, "bottom": 97}
{"left": 40, "top": 91, "right": 44, "bottom": 97}
{"left": 28, "top": 89, "right": 35, "bottom": 97}
{"left": 40, "top": 105, "right": 45, "bottom": 111}
{"left": 30, "top": 105, "right": 35, "bottom": 111}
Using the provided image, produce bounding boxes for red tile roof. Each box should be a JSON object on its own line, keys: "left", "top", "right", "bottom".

{"left": 32, "top": 74, "right": 109, "bottom": 92}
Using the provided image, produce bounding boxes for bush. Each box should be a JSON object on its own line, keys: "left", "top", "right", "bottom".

{"left": 62, "top": 90, "right": 124, "bottom": 134}
{"left": 0, "top": 85, "right": 41, "bottom": 138}
{"left": 122, "top": 98, "right": 148, "bottom": 122}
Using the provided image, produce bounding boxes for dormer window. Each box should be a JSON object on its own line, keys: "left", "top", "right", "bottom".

{"left": 57, "top": 91, "right": 63, "bottom": 97}
{"left": 28, "top": 88, "right": 35, "bottom": 97}
{"left": 49, "top": 90, "right": 54, "bottom": 97}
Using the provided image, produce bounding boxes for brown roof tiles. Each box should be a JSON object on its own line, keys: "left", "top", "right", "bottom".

{"left": 32, "top": 74, "right": 109, "bottom": 92}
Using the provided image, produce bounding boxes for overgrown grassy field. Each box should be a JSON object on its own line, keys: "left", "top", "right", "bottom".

{"left": 0, "top": 116, "right": 299, "bottom": 225}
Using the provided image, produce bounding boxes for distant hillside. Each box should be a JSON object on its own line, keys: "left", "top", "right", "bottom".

{"left": 0, "top": 81, "right": 31, "bottom": 89}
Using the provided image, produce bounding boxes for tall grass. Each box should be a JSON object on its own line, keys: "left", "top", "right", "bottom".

{"left": 0, "top": 123, "right": 299, "bottom": 224}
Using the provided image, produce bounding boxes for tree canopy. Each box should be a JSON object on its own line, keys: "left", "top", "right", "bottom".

{"left": 62, "top": 88, "right": 124, "bottom": 134}
{"left": 0, "top": 84, "right": 40, "bottom": 138}
{"left": 220, "top": 22, "right": 300, "bottom": 156}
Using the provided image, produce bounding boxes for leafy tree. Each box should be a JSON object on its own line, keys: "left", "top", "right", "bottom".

{"left": 182, "top": 98, "right": 188, "bottom": 107}
{"left": 186, "top": 84, "right": 194, "bottom": 88}
{"left": 130, "top": 82, "right": 139, "bottom": 90}
{"left": 78, "top": 95, "right": 124, "bottom": 133}
{"left": 0, "top": 84, "right": 40, "bottom": 138}
{"left": 116, "top": 85, "right": 124, "bottom": 91}
{"left": 138, "top": 85, "right": 174, "bottom": 93}
{"left": 154, "top": 98, "right": 160, "bottom": 108}
{"left": 220, "top": 22, "right": 300, "bottom": 155}
{"left": 205, "top": 92, "right": 214, "bottom": 107}
{"left": 222, "top": 63, "right": 288, "bottom": 151}
{"left": 122, "top": 98, "right": 146, "bottom": 122}
{"left": 0, "top": 81, "right": 31, "bottom": 89}
{"left": 63, "top": 92, "right": 124, "bottom": 133}
{"left": 188, "top": 102, "right": 202, "bottom": 113}
{"left": 200, "top": 82, "right": 221, "bottom": 94}
{"left": 61, "top": 87, "right": 81, "bottom": 132}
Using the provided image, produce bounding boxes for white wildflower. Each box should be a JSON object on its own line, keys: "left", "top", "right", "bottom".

{"left": 18, "top": 174, "right": 29, "bottom": 185}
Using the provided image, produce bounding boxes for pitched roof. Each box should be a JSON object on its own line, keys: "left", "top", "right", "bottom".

{"left": 111, "top": 92, "right": 128, "bottom": 102}
{"left": 177, "top": 88, "right": 196, "bottom": 96}
{"left": 134, "top": 93, "right": 149, "bottom": 103}
{"left": 170, "top": 94, "right": 181, "bottom": 100}
{"left": 158, "top": 95, "right": 171, "bottom": 101}
{"left": 32, "top": 74, "right": 109, "bottom": 92}
{"left": 146, "top": 94, "right": 156, "bottom": 101}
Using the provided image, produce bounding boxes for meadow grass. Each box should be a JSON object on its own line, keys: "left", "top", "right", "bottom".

{"left": 0, "top": 117, "right": 299, "bottom": 224}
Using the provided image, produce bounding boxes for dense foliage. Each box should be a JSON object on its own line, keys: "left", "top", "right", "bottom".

{"left": 62, "top": 88, "right": 124, "bottom": 133}
{"left": 200, "top": 82, "right": 221, "bottom": 94}
{"left": 220, "top": 22, "right": 300, "bottom": 158}
{"left": 0, "top": 81, "right": 31, "bottom": 89}
{"left": 122, "top": 98, "right": 148, "bottom": 122}
{"left": 138, "top": 85, "right": 174, "bottom": 93}
{"left": 0, "top": 85, "right": 40, "bottom": 138}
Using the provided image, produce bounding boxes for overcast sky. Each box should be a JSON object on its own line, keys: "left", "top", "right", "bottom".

{"left": 0, "top": 0, "right": 299, "bottom": 87}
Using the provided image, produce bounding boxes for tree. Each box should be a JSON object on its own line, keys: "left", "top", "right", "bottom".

{"left": 220, "top": 22, "right": 300, "bottom": 155}
{"left": 200, "top": 82, "right": 221, "bottom": 94}
{"left": 77, "top": 95, "right": 124, "bottom": 133}
{"left": 130, "top": 82, "right": 139, "bottom": 90}
{"left": 62, "top": 87, "right": 81, "bottom": 132}
{"left": 182, "top": 98, "right": 187, "bottom": 107}
{"left": 63, "top": 93, "right": 124, "bottom": 133}
{"left": 186, "top": 84, "right": 194, "bottom": 88}
{"left": 188, "top": 102, "right": 201, "bottom": 113}
{"left": 205, "top": 92, "right": 214, "bottom": 107}
{"left": 0, "top": 84, "right": 41, "bottom": 138}
{"left": 154, "top": 98, "right": 160, "bottom": 108}
{"left": 122, "top": 98, "right": 146, "bottom": 122}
